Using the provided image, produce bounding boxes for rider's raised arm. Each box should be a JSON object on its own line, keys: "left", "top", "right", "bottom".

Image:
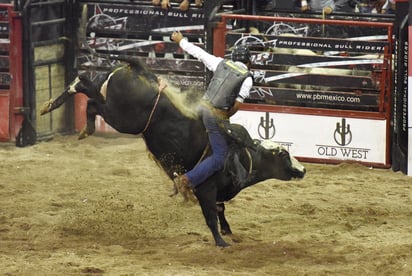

{"left": 171, "top": 31, "right": 223, "bottom": 72}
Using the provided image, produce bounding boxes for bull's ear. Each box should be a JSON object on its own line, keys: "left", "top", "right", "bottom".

{"left": 277, "top": 150, "right": 289, "bottom": 159}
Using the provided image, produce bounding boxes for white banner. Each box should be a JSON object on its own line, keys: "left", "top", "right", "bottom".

{"left": 231, "top": 110, "right": 387, "bottom": 164}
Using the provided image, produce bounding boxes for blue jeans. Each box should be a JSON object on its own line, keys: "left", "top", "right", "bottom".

{"left": 186, "top": 106, "right": 229, "bottom": 188}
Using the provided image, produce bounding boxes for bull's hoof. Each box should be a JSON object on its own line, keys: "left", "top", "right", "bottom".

{"left": 227, "top": 234, "right": 242, "bottom": 243}
{"left": 78, "top": 129, "right": 89, "bottom": 140}
{"left": 39, "top": 99, "right": 53, "bottom": 115}
{"left": 78, "top": 126, "right": 95, "bottom": 140}
{"left": 216, "top": 239, "right": 230, "bottom": 248}
{"left": 220, "top": 228, "right": 232, "bottom": 236}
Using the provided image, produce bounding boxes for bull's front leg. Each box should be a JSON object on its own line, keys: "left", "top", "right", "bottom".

{"left": 78, "top": 99, "right": 99, "bottom": 140}
{"left": 195, "top": 185, "right": 230, "bottom": 247}
{"left": 217, "top": 202, "right": 232, "bottom": 235}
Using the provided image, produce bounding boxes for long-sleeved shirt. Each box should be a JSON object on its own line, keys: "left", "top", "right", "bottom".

{"left": 179, "top": 38, "right": 253, "bottom": 103}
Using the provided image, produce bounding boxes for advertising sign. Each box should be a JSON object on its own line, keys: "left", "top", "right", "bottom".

{"left": 231, "top": 110, "right": 387, "bottom": 165}
{"left": 87, "top": 3, "right": 205, "bottom": 32}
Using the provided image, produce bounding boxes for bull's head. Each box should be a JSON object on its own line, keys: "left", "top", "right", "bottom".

{"left": 255, "top": 140, "right": 306, "bottom": 181}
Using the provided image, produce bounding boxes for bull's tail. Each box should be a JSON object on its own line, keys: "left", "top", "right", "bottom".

{"left": 78, "top": 4, "right": 148, "bottom": 73}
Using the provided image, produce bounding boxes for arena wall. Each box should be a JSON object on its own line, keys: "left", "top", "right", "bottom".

{"left": 216, "top": 13, "right": 393, "bottom": 168}
{"left": 72, "top": 1, "right": 399, "bottom": 168}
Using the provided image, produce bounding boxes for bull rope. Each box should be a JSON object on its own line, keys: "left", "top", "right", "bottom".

{"left": 245, "top": 147, "right": 253, "bottom": 175}
{"left": 142, "top": 89, "right": 162, "bottom": 133}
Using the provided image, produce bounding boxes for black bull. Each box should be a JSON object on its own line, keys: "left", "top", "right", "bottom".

{"left": 40, "top": 59, "right": 306, "bottom": 247}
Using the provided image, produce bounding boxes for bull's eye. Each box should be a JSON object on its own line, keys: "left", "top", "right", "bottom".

{"left": 271, "top": 149, "right": 281, "bottom": 156}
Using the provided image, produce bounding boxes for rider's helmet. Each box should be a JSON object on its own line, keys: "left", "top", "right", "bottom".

{"left": 231, "top": 45, "right": 251, "bottom": 64}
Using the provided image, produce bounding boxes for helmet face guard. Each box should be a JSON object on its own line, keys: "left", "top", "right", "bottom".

{"left": 231, "top": 45, "right": 251, "bottom": 64}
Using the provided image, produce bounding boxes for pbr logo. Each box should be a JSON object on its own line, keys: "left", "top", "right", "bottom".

{"left": 316, "top": 118, "right": 370, "bottom": 160}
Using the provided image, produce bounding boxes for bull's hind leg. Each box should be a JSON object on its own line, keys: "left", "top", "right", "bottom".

{"left": 40, "top": 77, "right": 83, "bottom": 115}
{"left": 195, "top": 185, "right": 230, "bottom": 247}
{"left": 40, "top": 90, "right": 72, "bottom": 115}
{"left": 78, "top": 99, "right": 100, "bottom": 140}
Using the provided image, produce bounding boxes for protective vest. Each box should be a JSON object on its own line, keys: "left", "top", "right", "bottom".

{"left": 203, "top": 60, "right": 251, "bottom": 110}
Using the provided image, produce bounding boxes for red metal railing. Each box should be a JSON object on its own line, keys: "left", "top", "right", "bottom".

{"left": 0, "top": 4, "right": 23, "bottom": 142}
{"left": 213, "top": 13, "right": 393, "bottom": 117}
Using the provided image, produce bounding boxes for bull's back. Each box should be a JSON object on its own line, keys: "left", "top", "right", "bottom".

{"left": 103, "top": 65, "right": 160, "bottom": 133}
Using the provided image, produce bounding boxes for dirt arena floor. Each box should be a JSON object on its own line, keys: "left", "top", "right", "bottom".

{"left": 1, "top": 133, "right": 412, "bottom": 275}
